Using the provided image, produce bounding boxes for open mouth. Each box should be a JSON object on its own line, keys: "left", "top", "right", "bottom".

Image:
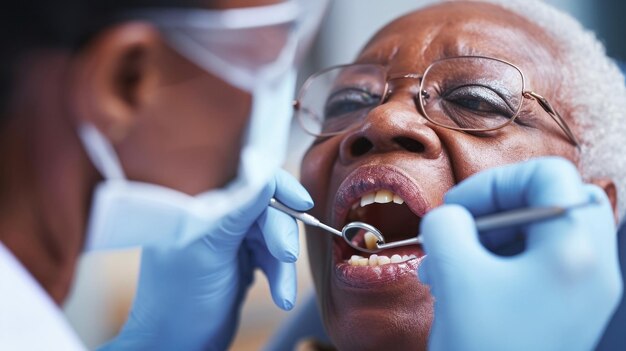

{"left": 331, "top": 165, "right": 431, "bottom": 287}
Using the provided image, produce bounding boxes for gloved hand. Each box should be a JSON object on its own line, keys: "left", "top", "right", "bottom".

{"left": 99, "top": 169, "right": 312, "bottom": 351}
{"left": 418, "top": 157, "right": 623, "bottom": 351}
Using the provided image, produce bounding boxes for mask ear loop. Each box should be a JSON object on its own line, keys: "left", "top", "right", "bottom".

{"left": 159, "top": 22, "right": 299, "bottom": 92}
{"left": 257, "top": 29, "right": 299, "bottom": 83}
{"left": 128, "top": 1, "right": 300, "bottom": 30}
{"left": 77, "top": 123, "right": 126, "bottom": 180}
{"left": 162, "top": 29, "right": 257, "bottom": 92}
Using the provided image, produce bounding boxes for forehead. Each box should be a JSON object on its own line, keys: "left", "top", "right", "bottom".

{"left": 358, "top": 2, "right": 557, "bottom": 78}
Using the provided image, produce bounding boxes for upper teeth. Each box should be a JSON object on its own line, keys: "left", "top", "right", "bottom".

{"left": 360, "top": 190, "right": 405, "bottom": 207}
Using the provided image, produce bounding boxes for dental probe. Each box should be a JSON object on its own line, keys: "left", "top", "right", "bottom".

{"left": 375, "top": 198, "right": 598, "bottom": 251}
{"left": 269, "top": 197, "right": 343, "bottom": 237}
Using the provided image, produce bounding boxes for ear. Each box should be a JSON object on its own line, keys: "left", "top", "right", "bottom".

{"left": 68, "top": 22, "right": 161, "bottom": 143}
{"left": 589, "top": 178, "right": 619, "bottom": 223}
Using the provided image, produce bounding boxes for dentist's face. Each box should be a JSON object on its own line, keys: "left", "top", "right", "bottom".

{"left": 106, "top": 0, "right": 288, "bottom": 195}
{"left": 301, "top": 3, "right": 577, "bottom": 350}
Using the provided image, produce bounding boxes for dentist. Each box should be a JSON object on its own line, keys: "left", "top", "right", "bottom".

{"left": 0, "top": 0, "right": 328, "bottom": 350}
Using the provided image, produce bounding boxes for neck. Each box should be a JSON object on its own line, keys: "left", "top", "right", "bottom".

{"left": 0, "top": 52, "right": 99, "bottom": 304}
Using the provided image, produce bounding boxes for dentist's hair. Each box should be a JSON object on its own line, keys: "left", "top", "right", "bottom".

{"left": 456, "top": 0, "right": 626, "bottom": 222}
{"left": 0, "top": 0, "right": 210, "bottom": 119}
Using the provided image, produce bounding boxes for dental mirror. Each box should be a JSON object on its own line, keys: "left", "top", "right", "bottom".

{"left": 270, "top": 197, "right": 597, "bottom": 255}
{"left": 269, "top": 198, "right": 387, "bottom": 252}
{"left": 340, "top": 222, "right": 386, "bottom": 254}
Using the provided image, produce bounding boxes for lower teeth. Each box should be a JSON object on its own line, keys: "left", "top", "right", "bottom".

{"left": 347, "top": 254, "right": 417, "bottom": 266}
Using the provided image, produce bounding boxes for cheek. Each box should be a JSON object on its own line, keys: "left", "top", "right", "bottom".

{"left": 301, "top": 141, "right": 341, "bottom": 319}
{"left": 300, "top": 148, "right": 325, "bottom": 195}
{"left": 301, "top": 146, "right": 333, "bottom": 262}
{"left": 306, "top": 230, "right": 331, "bottom": 300}
{"left": 120, "top": 72, "right": 252, "bottom": 193}
{"left": 445, "top": 130, "right": 575, "bottom": 182}
{"left": 300, "top": 140, "right": 341, "bottom": 217}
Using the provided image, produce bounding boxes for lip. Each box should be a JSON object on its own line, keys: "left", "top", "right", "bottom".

{"left": 332, "top": 164, "right": 431, "bottom": 227}
{"left": 333, "top": 242, "right": 426, "bottom": 288}
{"left": 330, "top": 164, "right": 432, "bottom": 288}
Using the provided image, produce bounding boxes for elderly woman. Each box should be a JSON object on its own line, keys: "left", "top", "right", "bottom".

{"left": 290, "top": 0, "right": 626, "bottom": 350}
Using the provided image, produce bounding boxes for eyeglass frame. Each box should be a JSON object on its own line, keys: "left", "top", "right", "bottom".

{"left": 293, "top": 55, "right": 580, "bottom": 149}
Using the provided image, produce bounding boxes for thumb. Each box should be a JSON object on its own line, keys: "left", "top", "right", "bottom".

{"left": 418, "top": 205, "right": 485, "bottom": 288}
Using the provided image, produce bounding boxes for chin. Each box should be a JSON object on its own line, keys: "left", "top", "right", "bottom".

{"left": 322, "top": 275, "right": 433, "bottom": 351}
{"left": 308, "top": 165, "right": 437, "bottom": 350}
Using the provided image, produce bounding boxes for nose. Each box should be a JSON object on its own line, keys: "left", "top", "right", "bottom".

{"left": 338, "top": 93, "right": 443, "bottom": 164}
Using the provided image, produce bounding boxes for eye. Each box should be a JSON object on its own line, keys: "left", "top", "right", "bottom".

{"left": 443, "top": 85, "right": 515, "bottom": 118}
{"left": 324, "top": 88, "right": 381, "bottom": 119}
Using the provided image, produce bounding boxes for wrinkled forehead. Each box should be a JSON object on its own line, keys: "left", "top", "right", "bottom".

{"left": 357, "top": 2, "right": 558, "bottom": 85}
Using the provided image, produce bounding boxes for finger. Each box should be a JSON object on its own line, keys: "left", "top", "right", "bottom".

{"left": 210, "top": 181, "right": 277, "bottom": 243}
{"left": 247, "top": 225, "right": 297, "bottom": 310}
{"left": 446, "top": 157, "right": 585, "bottom": 216}
{"left": 477, "top": 227, "right": 527, "bottom": 255}
{"left": 257, "top": 207, "right": 300, "bottom": 262}
{"left": 581, "top": 185, "right": 623, "bottom": 311}
{"left": 581, "top": 184, "right": 616, "bottom": 247}
{"left": 274, "top": 169, "right": 314, "bottom": 211}
{"left": 419, "top": 205, "right": 486, "bottom": 288}
{"left": 209, "top": 169, "right": 308, "bottom": 247}
{"left": 525, "top": 185, "right": 612, "bottom": 279}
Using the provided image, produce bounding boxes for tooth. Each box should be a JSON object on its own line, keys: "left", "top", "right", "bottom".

{"left": 409, "top": 254, "right": 417, "bottom": 259}
{"left": 351, "top": 202, "right": 359, "bottom": 210}
{"left": 358, "top": 258, "right": 369, "bottom": 266}
{"left": 374, "top": 190, "right": 393, "bottom": 204}
{"left": 377, "top": 255, "right": 391, "bottom": 265}
{"left": 369, "top": 254, "right": 379, "bottom": 266}
{"left": 390, "top": 254, "right": 402, "bottom": 263}
{"left": 360, "top": 193, "right": 375, "bottom": 207}
{"left": 402, "top": 255, "right": 409, "bottom": 261}
{"left": 364, "top": 232, "right": 378, "bottom": 250}
{"left": 393, "top": 194, "right": 404, "bottom": 204}
{"left": 349, "top": 255, "right": 362, "bottom": 266}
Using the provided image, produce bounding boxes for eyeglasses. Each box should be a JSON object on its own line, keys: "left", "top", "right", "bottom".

{"left": 294, "top": 56, "right": 579, "bottom": 148}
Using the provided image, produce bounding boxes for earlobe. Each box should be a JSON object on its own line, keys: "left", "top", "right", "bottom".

{"left": 590, "top": 178, "right": 618, "bottom": 223}
{"left": 68, "top": 22, "right": 161, "bottom": 143}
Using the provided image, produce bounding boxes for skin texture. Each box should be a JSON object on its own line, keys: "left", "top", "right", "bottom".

{"left": 0, "top": 0, "right": 282, "bottom": 303}
{"left": 301, "top": 3, "right": 617, "bottom": 350}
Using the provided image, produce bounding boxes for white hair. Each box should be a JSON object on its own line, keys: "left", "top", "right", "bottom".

{"left": 451, "top": 0, "right": 626, "bottom": 222}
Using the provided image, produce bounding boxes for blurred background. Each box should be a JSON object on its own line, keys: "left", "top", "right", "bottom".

{"left": 62, "top": 0, "right": 626, "bottom": 349}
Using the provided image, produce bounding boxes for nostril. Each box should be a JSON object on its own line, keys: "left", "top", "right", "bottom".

{"left": 393, "top": 137, "right": 425, "bottom": 153}
{"left": 350, "top": 137, "right": 374, "bottom": 157}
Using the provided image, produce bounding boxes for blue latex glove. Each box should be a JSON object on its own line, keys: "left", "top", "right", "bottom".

{"left": 418, "top": 157, "right": 623, "bottom": 351}
{"left": 99, "top": 169, "right": 313, "bottom": 351}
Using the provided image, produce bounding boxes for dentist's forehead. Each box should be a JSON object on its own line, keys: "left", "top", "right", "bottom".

{"left": 357, "top": 2, "right": 558, "bottom": 75}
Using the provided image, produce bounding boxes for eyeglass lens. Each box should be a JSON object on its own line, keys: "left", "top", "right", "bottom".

{"left": 298, "top": 57, "right": 525, "bottom": 136}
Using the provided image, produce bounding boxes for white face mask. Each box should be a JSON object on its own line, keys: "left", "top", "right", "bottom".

{"left": 79, "top": 0, "right": 329, "bottom": 251}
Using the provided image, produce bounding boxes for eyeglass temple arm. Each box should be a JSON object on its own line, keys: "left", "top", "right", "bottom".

{"left": 524, "top": 91, "right": 581, "bottom": 150}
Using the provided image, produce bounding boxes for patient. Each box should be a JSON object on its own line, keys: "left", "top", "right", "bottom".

{"left": 297, "top": 0, "right": 626, "bottom": 350}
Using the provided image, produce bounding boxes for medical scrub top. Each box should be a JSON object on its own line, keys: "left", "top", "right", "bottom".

{"left": 0, "top": 241, "right": 85, "bottom": 350}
